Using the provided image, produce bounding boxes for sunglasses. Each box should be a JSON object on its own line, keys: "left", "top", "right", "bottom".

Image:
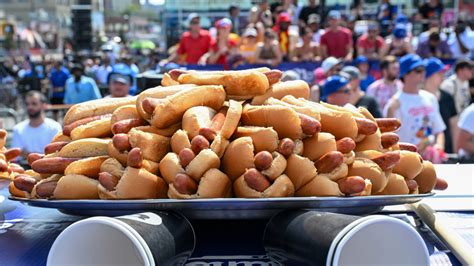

{"left": 335, "top": 88, "right": 351, "bottom": 94}
{"left": 412, "top": 68, "right": 425, "bottom": 74}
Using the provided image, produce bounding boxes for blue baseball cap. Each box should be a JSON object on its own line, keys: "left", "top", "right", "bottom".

{"left": 395, "top": 14, "right": 409, "bottom": 24}
{"left": 399, "top": 54, "right": 426, "bottom": 78}
{"left": 328, "top": 10, "right": 341, "bottom": 20}
{"left": 354, "top": 55, "right": 369, "bottom": 65}
{"left": 424, "top": 57, "right": 447, "bottom": 79}
{"left": 393, "top": 24, "right": 407, "bottom": 38}
{"left": 321, "top": 75, "right": 350, "bottom": 101}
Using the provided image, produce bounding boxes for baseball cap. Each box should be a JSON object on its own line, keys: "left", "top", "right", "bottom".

{"left": 341, "top": 66, "right": 361, "bottom": 80}
{"left": 215, "top": 18, "right": 232, "bottom": 29}
{"left": 354, "top": 55, "right": 369, "bottom": 66}
{"left": 243, "top": 27, "right": 257, "bottom": 37}
{"left": 393, "top": 24, "right": 407, "bottom": 38}
{"left": 328, "top": 10, "right": 341, "bottom": 20}
{"left": 321, "top": 75, "right": 350, "bottom": 101}
{"left": 321, "top": 57, "right": 341, "bottom": 74}
{"left": 424, "top": 57, "right": 447, "bottom": 79}
{"left": 399, "top": 54, "right": 426, "bottom": 78}
{"left": 187, "top": 13, "right": 199, "bottom": 22}
{"left": 109, "top": 73, "right": 131, "bottom": 85}
{"left": 278, "top": 12, "right": 291, "bottom": 23}
{"left": 308, "top": 14, "right": 320, "bottom": 24}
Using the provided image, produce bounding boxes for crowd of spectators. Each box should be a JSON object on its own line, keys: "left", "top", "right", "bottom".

{"left": 1, "top": 0, "right": 474, "bottom": 164}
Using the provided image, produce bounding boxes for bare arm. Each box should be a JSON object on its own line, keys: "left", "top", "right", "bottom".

{"left": 320, "top": 44, "right": 328, "bottom": 59}
{"left": 435, "top": 132, "right": 445, "bottom": 151}
{"left": 385, "top": 98, "right": 400, "bottom": 118}
{"left": 457, "top": 129, "right": 474, "bottom": 154}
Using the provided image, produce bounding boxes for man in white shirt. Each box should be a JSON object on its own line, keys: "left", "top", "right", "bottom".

{"left": 447, "top": 21, "right": 474, "bottom": 59}
{"left": 384, "top": 54, "right": 446, "bottom": 162}
{"left": 457, "top": 104, "right": 474, "bottom": 160}
{"left": 11, "top": 91, "right": 62, "bottom": 159}
{"left": 95, "top": 56, "right": 113, "bottom": 86}
{"left": 440, "top": 59, "right": 473, "bottom": 114}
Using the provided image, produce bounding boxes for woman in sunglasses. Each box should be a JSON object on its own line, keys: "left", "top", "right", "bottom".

{"left": 384, "top": 54, "right": 447, "bottom": 163}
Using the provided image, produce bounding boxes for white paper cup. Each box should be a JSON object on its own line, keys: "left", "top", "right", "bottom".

{"left": 47, "top": 212, "right": 195, "bottom": 266}
{"left": 328, "top": 215, "right": 429, "bottom": 266}
{"left": 264, "top": 210, "right": 429, "bottom": 265}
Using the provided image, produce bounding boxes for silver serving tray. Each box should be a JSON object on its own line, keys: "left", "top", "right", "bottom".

{"left": 9, "top": 193, "right": 433, "bottom": 219}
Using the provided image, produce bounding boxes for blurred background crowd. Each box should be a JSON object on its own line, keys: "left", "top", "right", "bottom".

{"left": 0, "top": 0, "right": 473, "bottom": 166}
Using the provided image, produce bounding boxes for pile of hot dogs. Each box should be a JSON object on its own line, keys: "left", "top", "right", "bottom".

{"left": 0, "top": 130, "right": 24, "bottom": 180}
{"left": 9, "top": 67, "right": 448, "bottom": 199}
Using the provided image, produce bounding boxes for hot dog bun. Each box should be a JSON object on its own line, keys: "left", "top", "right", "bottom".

{"left": 64, "top": 97, "right": 136, "bottom": 125}
{"left": 70, "top": 117, "right": 112, "bottom": 140}
{"left": 222, "top": 137, "right": 255, "bottom": 181}
{"left": 414, "top": 160, "right": 437, "bottom": 193}
{"left": 177, "top": 69, "right": 269, "bottom": 99}
{"left": 392, "top": 151, "right": 424, "bottom": 180}
{"left": 64, "top": 156, "right": 109, "bottom": 178}
{"left": 150, "top": 85, "right": 226, "bottom": 129}
{"left": 58, "top": 138, "right": 110, "bottom": 158}
{"left": 251, "top": 80, "right": 310, "bottom": 105}
{"left": 233, "top": 173, "right": 294, "bottom": 198}
{"left": 168, "top": 168, "right": 232, "bottom": 199}
{"left": 234, "top": 126, "right": 279, "bottom": 153}
{"left": 53, "top": 174, "right": 100, "bottom": 199}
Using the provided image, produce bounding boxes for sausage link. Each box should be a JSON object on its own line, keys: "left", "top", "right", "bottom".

{"left": 27, "top": 153, "right": 44, "bottom": 166}
{"left": 44, "top": 141, "right": 69, "bottom": 155}
{"left": 398, "top": 142, "right": 418, "bottom": 152}
{"left": 35, "top": 181, "right": 58, "bottom": 198}
{"left": 277, "top": 138, "right": 295, "bottom": 157}
{"left": 190, "top": 135, "right": 210, "bottom": 154}
{"left": 264, "top": 70, "right": 283, "bottom": 85}
{"left": 406, "top": 179, "right": 419, "bottom": 192}
{"left": 371, "top": 151, "right": 401, "bottom": 171}
{"left": 142, "top": 98, "right": 163, "bottom": 115}
{"left": 168, "top": 69, "right": 187, "bottom": 81}
{"left": 198, "top": 107, "right": 228, "bottom": 141}
{"left": 355, "top": 117, "right": 378, "bottom": 135}
{"left": 113, "top": 134, "right": 131, "bottom": 152}
{"left": 31, "top": 157, "right": 80, "bottom": 174}
{"left": 254, "top": 151, "right": 273, "bottom": 171}
{"left": 111, "top": 118, "right": 147, "bottom": 134}
{"left": 337, "top": 176, "right": 366, "bottom": 195}
{"left": 179, "top": 148, "right": 196, "bottom": 168}
{"left": 14, "top": 174, "right": 38, "bottom": 193}
{"left": 127, "top": 148, "right": 143, "bottom": 168}
{"left": 315, "top": 151, "right": 344, "bottom": 173}
{"left": 243, "top": 168, "right": 271, "bottom": 192}
{"left": 63, "top": 114, "right": 112, "bottom": 136}
{"left": 98, "top": 172, "right": 120, "bottom": 191}
{"left": 4, "top": 148, "right": 22, "bottom": 161}
{"left": 336, "top": 137, "right": 356, "bottom": 154}
{"left": 298, "top": 114, "right": 321, "bottom": 136}
{"left": 381, "top": 132, "right": 400, "bottom": 149}
{"left": 375, "top": 118, "right": 401, "bottom": 133}
{"left": 434, "top": 177, "right": 448, "bottom": 191}
{"left": 173, "top": 173, "right": 198, "bottom": 194}
{"left": 0, "top": 159, "right": 8, "bottom": 172}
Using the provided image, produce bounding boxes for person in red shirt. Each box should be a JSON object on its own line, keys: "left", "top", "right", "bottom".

{"left": 206, "top": 18, "right": 239, "bottom": 69}
{"left": 320, "top": 10, "right": 353, "bottom": 61}
{"left": 171, "top": 13, "right": 212, "bottom": 65}
{"left": 356, "top": 22, "right": 385, "bottom": 60}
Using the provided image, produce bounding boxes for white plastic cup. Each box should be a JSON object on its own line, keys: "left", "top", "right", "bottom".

{"left": 47, "top": 212, "right": 195, "bottom": 266}
{"left": 264, "top": 210, "right": 429, "bottom": 265}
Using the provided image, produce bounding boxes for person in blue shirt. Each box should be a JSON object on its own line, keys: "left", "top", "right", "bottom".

{"left": 64, "top": 63, "right": 101, "bottom": 104}
{"left": 354, "top": 56, "right": 375, "bottom": 92}
{"left": 49, "top": 61, "right": 70, "bottom": 104}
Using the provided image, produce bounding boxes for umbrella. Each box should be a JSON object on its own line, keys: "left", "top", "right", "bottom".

{"left": 129, "top": 40, "right": 156, "bottom": 50}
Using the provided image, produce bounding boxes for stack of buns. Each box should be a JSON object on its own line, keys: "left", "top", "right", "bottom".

{"left": 9, "top": 67, "right": 447, "bottom": 199}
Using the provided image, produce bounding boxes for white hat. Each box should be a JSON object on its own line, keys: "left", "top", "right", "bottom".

{"left": 321, "top": 57, "right": 341, "bottom": 74}
{"left": 243, "top": 28, "right": 257, "bottom": 37}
